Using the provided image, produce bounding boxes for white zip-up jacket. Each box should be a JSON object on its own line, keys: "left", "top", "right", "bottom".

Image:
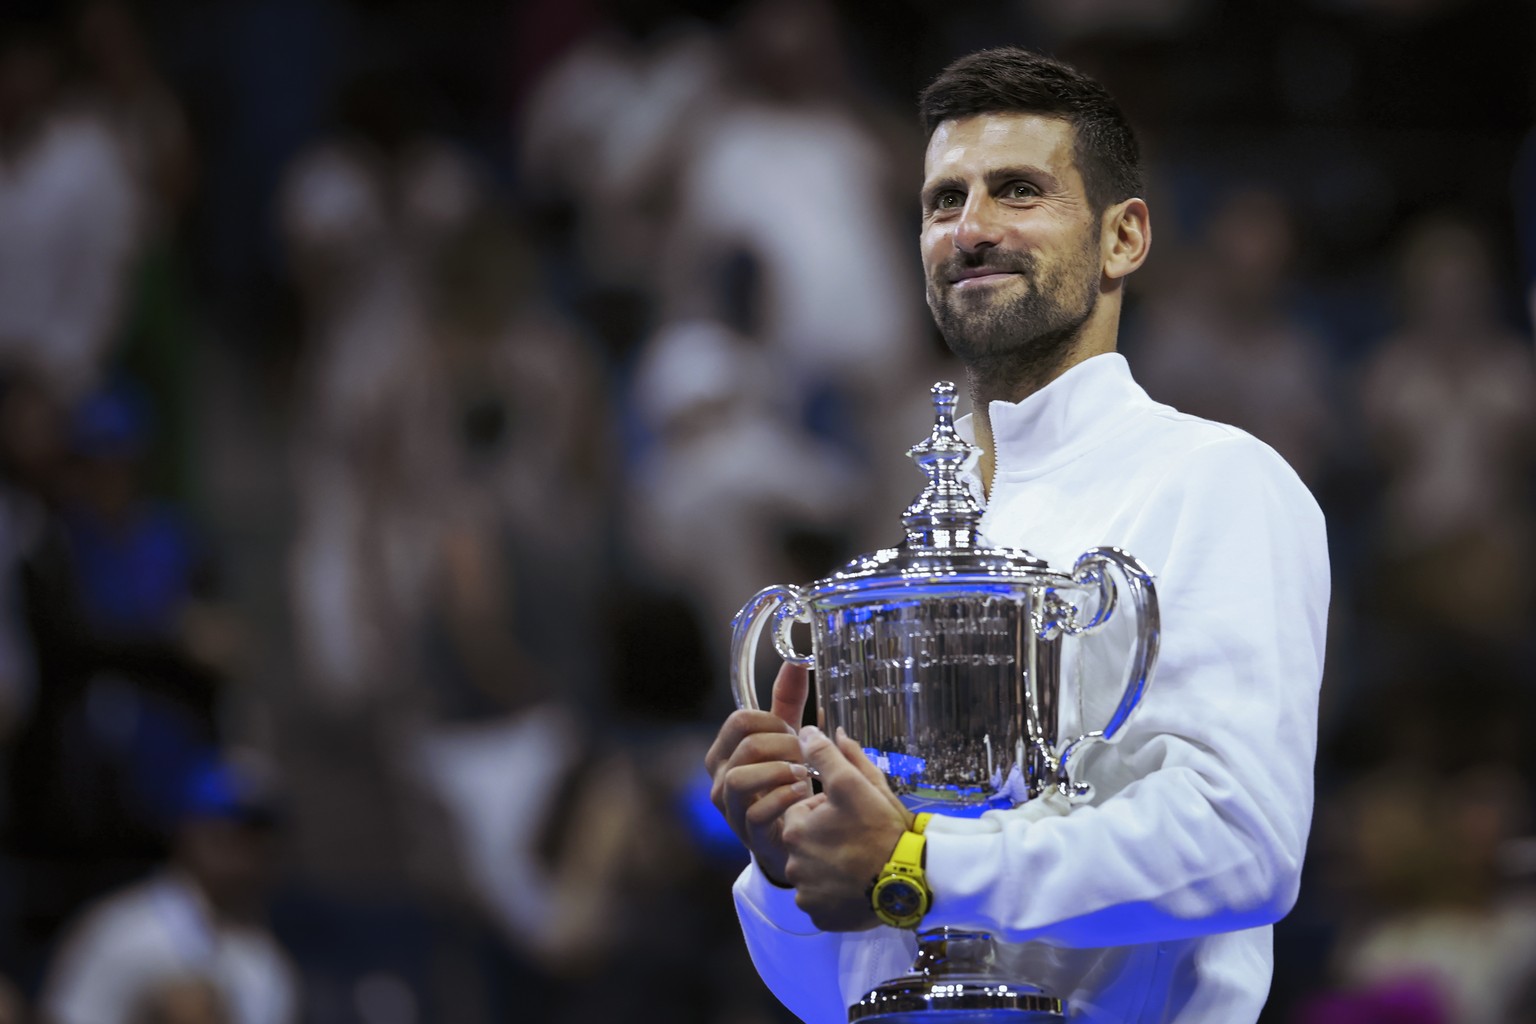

{"left": 733, "top": 352, "right": 1330, "bottom": 1023}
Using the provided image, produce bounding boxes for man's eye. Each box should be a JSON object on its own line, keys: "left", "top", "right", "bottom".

{"left": 934, "top": 192, "right": 962, "bottom": 210}
{"left": 1008, "top": 182, "right": 1038, "bottom": 199}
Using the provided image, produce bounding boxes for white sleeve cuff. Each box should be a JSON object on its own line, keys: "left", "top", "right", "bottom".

{"left": 735, "top": 857, "right": 822, "bottom": 935}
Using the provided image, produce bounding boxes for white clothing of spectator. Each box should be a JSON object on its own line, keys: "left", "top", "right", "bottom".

{"left": 40, "top": 871, "right": 297, "bottom": 1024}
{"left": 0, "top": 107, "right": 139, "bottom": 401}
{"left": 281, "top": 131, "right": 480, "bottom": 705}
{"left": 1360, "top": 214, "right": 1536, "bottom": 638}
{"left": 628, "top": 319, "right": 862, "bottom": 650}
{"left": 1363, "top": 330, "right": 1535, "bottom": 549}
{"left": 671, "top": 102, "right": 926, "bottom": 387}
{"left": 1362, "top": 215, "right": 1536, "bottom": 555}
{"left": 519, "top": 19, "right": 722, "bottom": 290}
{"left": 664, "top": 0, "right": 926, "bottom": 395}
{"left": 73, "top": 0, "right": 198, "bottom": 239}
{"left": 415, "top": 704, "right": 640, "bottom": 974}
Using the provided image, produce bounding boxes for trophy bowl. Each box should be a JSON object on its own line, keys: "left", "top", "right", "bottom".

{"left": 730, "top": 382, "right": 1159, "bottom": 1023}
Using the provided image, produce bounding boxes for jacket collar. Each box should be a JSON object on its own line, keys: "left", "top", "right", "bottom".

{"left": 956, "top": 353, "right": 1149, "bottom": 489}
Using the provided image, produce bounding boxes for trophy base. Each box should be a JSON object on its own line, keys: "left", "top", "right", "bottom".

{"left": 848, "top": 929, "right": 1064, "bottom": 1023}
{"left": 849, "top": 975, "right": 1063, "bottom": 1022}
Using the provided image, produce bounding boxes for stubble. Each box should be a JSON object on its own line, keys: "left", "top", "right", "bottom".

{"left": 926, "top": 233, "right": 1102, "bottom": 398}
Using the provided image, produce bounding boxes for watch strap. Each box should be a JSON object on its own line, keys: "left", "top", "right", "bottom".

{"left": 887, "top": 828, "right": 925, "bottom": 871}
{"left": 870, "top": 817, "right": 934, "bottom": 928}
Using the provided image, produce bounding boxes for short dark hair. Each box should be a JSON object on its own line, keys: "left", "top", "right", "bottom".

{"left": 919, "top": 48, "right": 1144, "bottom": 212}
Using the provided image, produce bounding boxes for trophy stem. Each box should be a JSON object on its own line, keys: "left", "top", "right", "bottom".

{"left": 848, "top": 928, "right": 1065, "bottom": 1022}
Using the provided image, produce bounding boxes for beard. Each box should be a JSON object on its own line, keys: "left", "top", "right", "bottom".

{"left": 926, "top": 237, "right": 1101, "bottom": 392}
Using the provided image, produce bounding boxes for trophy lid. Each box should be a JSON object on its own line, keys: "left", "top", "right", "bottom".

{"left": 902, "top": 380, "right": 985, "bottom": 551}
{"left": 809, "top": 381, "right": 1053, "bottom": 597}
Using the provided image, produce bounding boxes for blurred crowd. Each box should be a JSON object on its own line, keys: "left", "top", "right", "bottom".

{"left": 0, "top": 0, "right": 1531, "bottom": 1022}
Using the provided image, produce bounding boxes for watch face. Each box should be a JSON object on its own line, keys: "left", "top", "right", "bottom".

{"left": 877, "top": 879, "right": 924, "bottom": 919}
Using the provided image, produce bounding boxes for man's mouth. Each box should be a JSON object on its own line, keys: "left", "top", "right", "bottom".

{"left": 950, "top": 267, "right": 1022, "bottom": 287}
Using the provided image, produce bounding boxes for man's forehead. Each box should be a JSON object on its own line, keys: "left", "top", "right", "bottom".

{"left": 923, "top": 112, "right": 1078, "bottom": 180}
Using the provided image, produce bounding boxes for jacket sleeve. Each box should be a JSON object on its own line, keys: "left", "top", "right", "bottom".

{"left": 733, "top": 858, "right": 919, "bottom": 1024}
{"left": 921, "top": 436, "right": 1329, "bottom": 946}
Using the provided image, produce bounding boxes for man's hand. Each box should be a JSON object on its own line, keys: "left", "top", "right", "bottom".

{"left": 704, "top": 662, "right": 812, "bottom": 886}
{"left": 781, "top": 725, "right": 914, "bottom": 932}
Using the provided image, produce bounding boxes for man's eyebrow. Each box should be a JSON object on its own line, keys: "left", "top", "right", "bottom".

{"left": 920, "top": 176, "right": 965, "bottom": 206}
{"left": 983, "top": 165, "right": 1060, "bottom": 191}
{"left": 921, "top": 165, "right": 1065, "bottom": 207}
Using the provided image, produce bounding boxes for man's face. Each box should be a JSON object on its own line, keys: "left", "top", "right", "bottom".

{"left": 920, "top": 113, "right": 1104, "bottom": 363}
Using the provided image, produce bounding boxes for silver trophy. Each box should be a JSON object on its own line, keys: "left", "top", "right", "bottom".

{"left": 730, "top": 382, "right": 1160, "bottom": 1022}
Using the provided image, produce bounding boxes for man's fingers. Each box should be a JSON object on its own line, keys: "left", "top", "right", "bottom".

{"left": 705, "top": 708, "right": 797, "bottom": 779}
{"left": 783, "top": 789, "right": 830, "bottom": 826}
{"left": 744, "top": 778, "right": 813, "bottom": 828}
{"left": 711, "top": 735, "right": 809, "bottom": 811}
{"left": 724, "top": 761, "right": 809, "bottom": 813}
{"left": 798, "top": 724, "right": 866, "bottom": 797}
{"left": 770, "top": 661, "right": 810, "bottom": 729}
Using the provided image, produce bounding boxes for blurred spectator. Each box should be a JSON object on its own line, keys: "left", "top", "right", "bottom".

{"left": 427, "top": 211, "right": 614, "bottom": 717}
{"left": 0, "top": 14, "right": 139, "bottom": 404}
{"left": 519, "top": 0, "right": 722, "bottom": 297}
{"left": 71, "top": 0, "right": 202, "bottom": 505}
{"left": 660, "top": 0, "right": 927, "bottom": 432}
{"left": 1304, "top": 763, "right": 1536, "bottom": 1024}
{"left": 39, "top": 753, "right": 298, "bottom": 1024}
{"left": 406, "top": 214, "right": 779, "bottom": 1020}
{"left": 63, "top": 382, "right": 219, "bottom": 660}
{"left": 129, "top": 976, "right": 230, "bottom": 1024}
{"left": 613, "top": 0, "right": 942, "bottom": 678}
{"left": 407, "top": 215, "right": 720, "bottom": 1019}
{"left": 7, "top": 379, "right": 229, "bottom": 850}
{"left": 278, "top": 65, "right": 658, "bottom": 1023}
{"left": 416, "top": 704, "right": 782, "bottom": 1023}
{"left": 1359, "top": 213, "right": 1536, "bottom": 643}
{"left": 1131, "top": 185, "right": 1338, "bottom": 488}
{"left": 287, "top": 59, "right": 617, "bottom": 716}
{"left": 72, "top": 0, "right": 196, "bottom": 238}
{"left": 626, "top": 318, "right": 861, "bottom": 671}
{"left": 281, "top": 62, "right": 483, "bottom": 709}
{"left": 1292, "top": 976, "right": 1449, "bottom": 1024}
{"left": 0, "top": 375, "right": 233, "bottom": 1002}
{"left": 414, "top": 706, "right": 635, "bottom": 978}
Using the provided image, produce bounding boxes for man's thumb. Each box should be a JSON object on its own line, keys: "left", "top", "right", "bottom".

{"left": 798, "top": 725, "right": 851, "bottom": 791}
{"left": 771, "top": 662, "right": 810, "bottom": 729}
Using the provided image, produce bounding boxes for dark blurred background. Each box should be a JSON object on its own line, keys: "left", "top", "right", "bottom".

{"left": 0, "top": 0, "right": 1532, "bottom": 1022}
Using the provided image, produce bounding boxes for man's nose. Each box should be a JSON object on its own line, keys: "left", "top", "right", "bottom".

{"left": 953, "top": 195, "right": 1003, "bottom": 255}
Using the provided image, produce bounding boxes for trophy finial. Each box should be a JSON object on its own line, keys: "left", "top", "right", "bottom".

{"left": 903, "top": 380, "right": 983, "bottom": 549}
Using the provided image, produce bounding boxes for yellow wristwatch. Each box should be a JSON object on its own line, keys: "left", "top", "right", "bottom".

{"left": 869, "top": 813, "right": 933, "bottom": 929}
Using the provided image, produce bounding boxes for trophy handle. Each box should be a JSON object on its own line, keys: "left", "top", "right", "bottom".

{"left": 1049, "top": 547, "right": 1160, "bottom": 802}
{"left": 729, "top": 585, "right": 814, "bottom": 711}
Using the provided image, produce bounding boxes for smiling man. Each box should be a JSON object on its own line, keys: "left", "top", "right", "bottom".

{"left": 706, "top": 48, "right": 1329, "bottom": 1023}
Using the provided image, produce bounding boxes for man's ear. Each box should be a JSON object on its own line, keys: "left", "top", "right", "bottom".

{"left": 1102, "top": 197, "right": 1151, "bottom": 281}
